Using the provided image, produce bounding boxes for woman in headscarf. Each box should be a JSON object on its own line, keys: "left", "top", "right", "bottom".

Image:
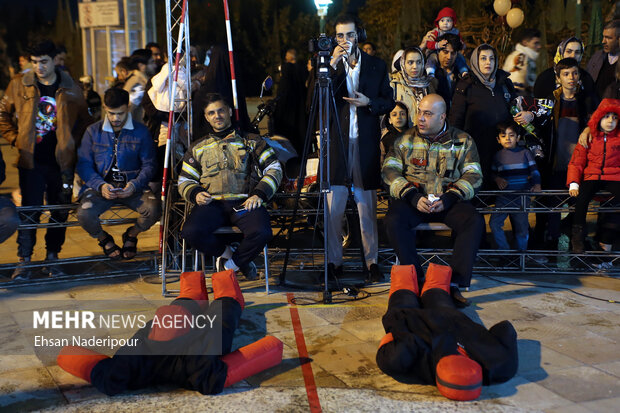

{"left": 390, "top": 46, "right": 437, "bottom": 127}
{"left": 533, "top": 37, "right": 597, "bottom": 98}
{"left": 450, "top": 44, "right": 534, "bottom": 182}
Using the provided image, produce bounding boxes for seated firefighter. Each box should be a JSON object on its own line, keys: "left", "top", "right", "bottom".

{"left": 56, "top": 270, "right": 284, "bottom": 395}
{"left": 180, "top": 93, "right": 282, "bottom": 281}
{"left": 76, "top": 88, "right": 161, "bottom": 259}
{"left": 382, "top": 94, "right": 484, "bottom": 307}
{"left": 376, "top": 264, "right": 518, "bottom": 401}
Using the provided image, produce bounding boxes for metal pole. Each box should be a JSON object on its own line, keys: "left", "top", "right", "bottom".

{"left": 81, "top": 27, "right": 88, "bottom": 77}
{"left": 123, "top": 0, "right": 130, "bottom": 56}
{"left": 105, "top": 26, "right": 112, "bottom": 81}
{"left": 140, "top": 0, "right": 147, "bottom": 46}
{"left": 159, "top": 0, "right": 188, "bottom": 255}
{"left": 222, "top": 0, "right": 240, "bottom": 122}
{"left": 90, "top": 28, "right": 97, "bottom": 92}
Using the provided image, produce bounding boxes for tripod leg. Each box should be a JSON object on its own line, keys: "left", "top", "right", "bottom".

{"left": 280, "top": 83, "right": 320, "bottom": 285}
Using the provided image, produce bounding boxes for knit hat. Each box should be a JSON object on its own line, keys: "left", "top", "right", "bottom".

{"left": 435, "top": 7, "right": 457, "bottom": 27}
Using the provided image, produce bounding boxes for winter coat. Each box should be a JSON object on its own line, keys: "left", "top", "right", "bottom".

{"left": 382, "top": 124, "right": 482, "bottom": 202}
{"left": 178, "top": 129, "right": 282, "bottom": 203}
{"left": 586, "top": 50, "right": 610, "bottom": 82}
{"left": 448, "top": 69, "right": 516, "bottom": 177}
{"left": 567, "top": 99, "right": 620, "bottom": 185}
{"left": 77, "top": 114, "right": 156, "bottom": 193}
{"left": 0, "top": 70, "right": 91, "bottom": 172}
{"left": 390, "top": 72, "right": 438, "bottom": 127}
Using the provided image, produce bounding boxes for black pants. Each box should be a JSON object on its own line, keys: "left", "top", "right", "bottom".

{"left": 181, "top": 199, "right": 272, "bottom": 269}
{"left": 534, "top": 171, "right": 571, "bottom": 243}
{"left": 17, "top": 163, "right": 69, "bottom": 257}
{"left": 573, "top": 180, "right": 620, "bottom": 244}
{"left": 384, "top": 199, "right": 484, "bottom": 288}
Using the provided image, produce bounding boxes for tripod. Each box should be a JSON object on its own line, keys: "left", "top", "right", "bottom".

{"left": 279, "top": 51, "right": 368, "bottom": 303}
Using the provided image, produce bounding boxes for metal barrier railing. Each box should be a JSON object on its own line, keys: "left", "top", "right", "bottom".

{"left": 1, "top": 190, "right": 618, "bottom": 287}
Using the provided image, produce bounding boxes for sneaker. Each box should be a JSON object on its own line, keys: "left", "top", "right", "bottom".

{"left": 215, "top": 256, "right": 227, "bottom": 273}
{"left": 11, "top": 258, "right": 36, "bottom": 281}
{"left": 368, "top": 263, "right": 384, "bottom": 283}
{"left": 239, "top": 261, "right": 258, "bottom": 281}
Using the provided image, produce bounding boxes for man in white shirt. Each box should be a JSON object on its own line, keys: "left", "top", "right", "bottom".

{"left": 324, "top": 14, "right": 394, "bottom": 283}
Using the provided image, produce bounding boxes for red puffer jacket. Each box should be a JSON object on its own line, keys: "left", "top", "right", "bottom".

{"left": 567, "top": 99, "right": 620, "bottom": 185}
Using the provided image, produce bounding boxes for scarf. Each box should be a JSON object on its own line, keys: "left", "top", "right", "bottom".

{"left": 469, "top": 44, "right": 498, "bottom": 92}
{"left": 553, "top": 37, "right": 584, "bottom": 65}
{"left": 399, "top": 47, "right": 431, "bottom": 89}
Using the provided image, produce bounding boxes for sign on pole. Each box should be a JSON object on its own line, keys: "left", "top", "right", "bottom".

{"left": 78, "top": 1, "right": 120, "bottom": 28}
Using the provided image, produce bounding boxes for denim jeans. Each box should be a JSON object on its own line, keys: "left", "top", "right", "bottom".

{"left": 77, "top": 188, "right": 161, "bottom": 238}
{"left": 489, "top": 194, "right": 531, "bottom": 251}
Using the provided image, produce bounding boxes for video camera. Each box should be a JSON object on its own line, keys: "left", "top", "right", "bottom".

{"left": 308, "top": 34, "right": 338, "bottom": 54}
{"left": 309, "top": 34, "right": 338, "bottom": 79}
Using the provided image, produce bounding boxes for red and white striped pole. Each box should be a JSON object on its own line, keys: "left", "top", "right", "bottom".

{"left": 159, "top": 0, "right": 188, "bottom": 254}
{"left": 223, "top": 0, "right": 240, "bottom": 122}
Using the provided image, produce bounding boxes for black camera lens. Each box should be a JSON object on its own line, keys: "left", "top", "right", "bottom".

{"left": 317, "top": 36, "right": 332, "bottom": 51}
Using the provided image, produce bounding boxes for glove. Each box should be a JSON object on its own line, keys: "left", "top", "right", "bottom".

{"left": 59, "top": 170, "right": 74, "bottom": 204}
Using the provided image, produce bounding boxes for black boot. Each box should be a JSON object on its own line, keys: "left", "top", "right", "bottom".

{"left": 571, "top": 225, "right": 585, "bottom": 253}
{"left": 42, "top": 252, "right": 66, "bottom": 278}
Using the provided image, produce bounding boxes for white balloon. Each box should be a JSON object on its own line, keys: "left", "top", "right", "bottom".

{"left": 493, "top": 0, "right": 511, "bottom": 16}
{"left": 506, "top": 8, "right": 525, "bottom": 29}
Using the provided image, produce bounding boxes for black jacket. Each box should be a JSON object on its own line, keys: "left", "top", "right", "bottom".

{"left": 533, "top": 67, "right": 597, "bottom": 100}
{"left": 539, "top": 86, "right": 599, "bottom": 173}
{"left": 449, "top": 69, "right": 517, "bottom": 177}
{"left": 377, "top": 288, "right": 518, "bottom": 386}
{"left": 90, "top": 297, "right": 241, "bottom": 396}
{"left": 327, "top": 51, "right": 394, "bottom": 190}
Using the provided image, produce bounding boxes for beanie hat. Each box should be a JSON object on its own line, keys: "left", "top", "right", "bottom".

{"left": 435, "top": 7, "right": 457, "bottom": 27}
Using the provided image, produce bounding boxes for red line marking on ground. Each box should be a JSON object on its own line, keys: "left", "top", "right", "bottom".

{"left": 287, "top": 292, "right": 322, "bottom": 413}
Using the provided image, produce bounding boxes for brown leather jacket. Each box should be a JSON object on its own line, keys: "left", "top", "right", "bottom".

{"left": 0, "top": 70, "right": 92, "bottom": 171}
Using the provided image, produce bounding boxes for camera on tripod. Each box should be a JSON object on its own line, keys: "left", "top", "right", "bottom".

{"left": 309, "top": 33, "right": 338, "bottom": 54}
{"left": 309, "top": 34, "right": 338, "bottom": 78}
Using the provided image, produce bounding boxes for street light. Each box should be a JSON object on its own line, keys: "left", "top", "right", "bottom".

{"left": 314, "top": 0, "right": 332, "bottom": 33}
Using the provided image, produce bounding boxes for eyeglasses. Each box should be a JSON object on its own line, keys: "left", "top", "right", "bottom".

{"left": 335, "top": 32, "right": 357, "bottom": 41}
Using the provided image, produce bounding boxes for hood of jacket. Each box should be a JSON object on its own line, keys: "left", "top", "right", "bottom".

{"left": 588, "top": 98, "right": 620, "bottom": 139}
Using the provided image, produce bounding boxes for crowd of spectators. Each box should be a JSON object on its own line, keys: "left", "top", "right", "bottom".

{"left": 0, "top": 11, "right": 618, "bottom": 292}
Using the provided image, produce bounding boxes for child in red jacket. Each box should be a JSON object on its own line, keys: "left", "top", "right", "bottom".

{"left": 567, "top": 99, "right": 620, "bottom": 253}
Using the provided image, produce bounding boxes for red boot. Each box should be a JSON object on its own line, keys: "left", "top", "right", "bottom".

{"left": 57, "top": 346, "right": 110, "bottom": 383}
{"left": 212, "top": 269, "right": 244, "bottom": 310}
{"left": 389, "top": 265, "right": 420, "bottom": 297}
{"left": 421, "top": 263, "right": 451, "bottom": 295}
{"left": 179, "top": 271, "right": 208, "bottom": 302}
{"left": 221, "top": 336, "right": 283, "bottom": 387}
